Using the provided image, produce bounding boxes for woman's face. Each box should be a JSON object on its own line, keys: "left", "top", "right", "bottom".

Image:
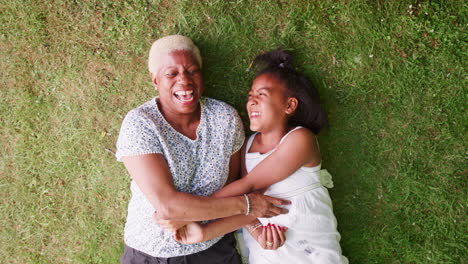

{"left": 247, "top": 73, "right": 291, "bottom": 132}
{"left": 152, "top": 50, "right": 203, "bottom": 116}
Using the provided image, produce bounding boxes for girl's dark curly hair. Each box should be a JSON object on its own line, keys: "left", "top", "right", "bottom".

{"left": 253, "top": 48, "right": 328, "bottom": 134}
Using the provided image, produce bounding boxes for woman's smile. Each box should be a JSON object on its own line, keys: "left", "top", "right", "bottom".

{"left": 174, "top": 90, "right": 194, "bottom": 103}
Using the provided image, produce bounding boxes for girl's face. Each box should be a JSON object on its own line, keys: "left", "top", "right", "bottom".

{"left": 247, "top": 73, "right": 295, "bottom": 132}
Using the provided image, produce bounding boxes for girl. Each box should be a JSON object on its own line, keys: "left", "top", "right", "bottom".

{"left": 169, "top": 49, "right": 348, "bottom": 263}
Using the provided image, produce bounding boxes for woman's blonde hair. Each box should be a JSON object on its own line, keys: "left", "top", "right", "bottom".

{"left": 148, "top": 35, "right": 202, "bottom": 74}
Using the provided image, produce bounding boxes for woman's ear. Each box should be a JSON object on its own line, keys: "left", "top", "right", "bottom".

{"left": 285, "top": 97, "right": 298, "bottom": 115}
{"left": 150, "top": 73, "right": 158, "bottom": 90}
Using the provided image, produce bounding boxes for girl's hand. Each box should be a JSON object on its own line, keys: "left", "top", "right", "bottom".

{"left": 173, "top": 222, "right": 205, "bottom": 244}
{"left": 254, "top": 224, "right": 288, "bottom": 250}
{"left": 153, "top": 211, "right": 190, "bottom": 232}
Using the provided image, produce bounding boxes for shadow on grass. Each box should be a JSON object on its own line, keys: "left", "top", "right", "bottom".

{"left": 192, "top": 36, "right": 377, "bottom": 260}
{"left": 310, "top": 69, "right": 379, "bottom": 260}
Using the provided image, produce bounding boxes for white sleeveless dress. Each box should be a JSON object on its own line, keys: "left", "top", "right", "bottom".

{"left": 238, "top": 127, "right": 348, "bottom": 264}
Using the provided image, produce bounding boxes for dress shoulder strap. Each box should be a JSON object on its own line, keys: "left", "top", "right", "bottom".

{"left": 247, "top": 127, "right": 316, "bottom": 155}
{"left": 245, "top": 133, "right": 258, "bottom": 153}
{"left": 277, "top": 126, "right": 304, "bottom": 146}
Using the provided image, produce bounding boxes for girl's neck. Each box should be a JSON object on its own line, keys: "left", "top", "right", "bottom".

{"left": 255, "top": 125, "right": 293, "bottom": 153}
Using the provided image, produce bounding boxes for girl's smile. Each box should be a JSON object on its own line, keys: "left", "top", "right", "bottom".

{"left": 250, "top": 111, "right": 261, "bottom": 118}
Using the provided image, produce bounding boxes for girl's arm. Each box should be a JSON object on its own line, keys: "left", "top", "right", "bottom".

{"left": 171, "top": 128, "right": 318, "bottom": 244}
{"left": 152, "top": 144, "right": 288, "bottom": 230}
{"left": 123, "top": 150, "right": 288, "bottom": 221}
{"left": 212, "top": 128, "right": 320, "bottom": 199}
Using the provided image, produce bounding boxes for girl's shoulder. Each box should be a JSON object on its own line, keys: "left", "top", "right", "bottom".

{"left": 279, "top": 126, "right": 316, "bottom": 146}
{"left": 277, "top": 127, "right": 320, "bottom": 162}
{"left": 248, "top": 127, "right": 316, "bottom": 153}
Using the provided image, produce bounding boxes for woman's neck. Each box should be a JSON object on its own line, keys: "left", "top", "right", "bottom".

{"left": 157, "top": 100, "right": 201, "bottom": 140}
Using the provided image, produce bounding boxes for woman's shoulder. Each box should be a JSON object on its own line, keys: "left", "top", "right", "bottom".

{"left": 121, "top": 98, "right": 159, "bottom": 126}
{"left": 203, "top": 97, "right": 239, "bottom": 116}
{"left": 125, "top": 98, "right": 157, "bottom": 116}
{"left": 131, "top": 98, "right": 157, "bottom": 114}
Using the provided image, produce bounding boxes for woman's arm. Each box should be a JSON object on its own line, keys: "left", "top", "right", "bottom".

{"left": 212, "top": 128, "right": 320, "bottom": 198}
{"left": 123, "top": 150, "right": 288, "bottom": 221}
{"left": 152, "top": 151, "right": 241, "bottom": 230}
{"left": 174, "top": 215, "right": 286, "bottom": 249}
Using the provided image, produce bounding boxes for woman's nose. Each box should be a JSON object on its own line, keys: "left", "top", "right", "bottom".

{"left": 177, "top": 71, "right": 192, "bottom": 84}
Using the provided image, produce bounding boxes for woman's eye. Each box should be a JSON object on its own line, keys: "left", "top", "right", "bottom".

{"left": 188, "top": 69, "right": 200, "bottom": 75}
{"left": 165, "top": 73, "right": 177, "bottom": 77}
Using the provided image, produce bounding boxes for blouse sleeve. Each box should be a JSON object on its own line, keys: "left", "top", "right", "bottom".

{"left": 231, "top": 110, "right": 245, "bottom": 155}
{"left": 115, "top": 109, "right": 163, "bottom": 161}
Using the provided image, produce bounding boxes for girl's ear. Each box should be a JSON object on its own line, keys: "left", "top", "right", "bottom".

{"left": 285, "top": 97, "right": 298, "bottom": 115}
{"left": 150, "top": 73, "right": 158, "bottom": 90}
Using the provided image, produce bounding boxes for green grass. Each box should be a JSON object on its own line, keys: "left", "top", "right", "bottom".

{"left": 1, "top": 0, "right": 466, "bottom": 263}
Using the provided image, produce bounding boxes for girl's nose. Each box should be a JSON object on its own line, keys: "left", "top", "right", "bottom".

{"left": 248, "top": 97, "right": 257, "bottom": 106}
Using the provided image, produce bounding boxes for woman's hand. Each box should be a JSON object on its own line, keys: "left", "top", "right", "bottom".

{"left": 247, "top": 192, "right": 290, "bottom": 218}
{"left": 253, "top": 224, "right": 288, "bottom": 250}
{"left": 173, "top": 222, "right": 205, "bottom": 244}
{"left": 153, "top": 211, "right": 191, "bottom": 232}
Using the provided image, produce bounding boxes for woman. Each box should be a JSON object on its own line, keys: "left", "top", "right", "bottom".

{"left": 116, "top": 35, "right": 289, "bottom": 263}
